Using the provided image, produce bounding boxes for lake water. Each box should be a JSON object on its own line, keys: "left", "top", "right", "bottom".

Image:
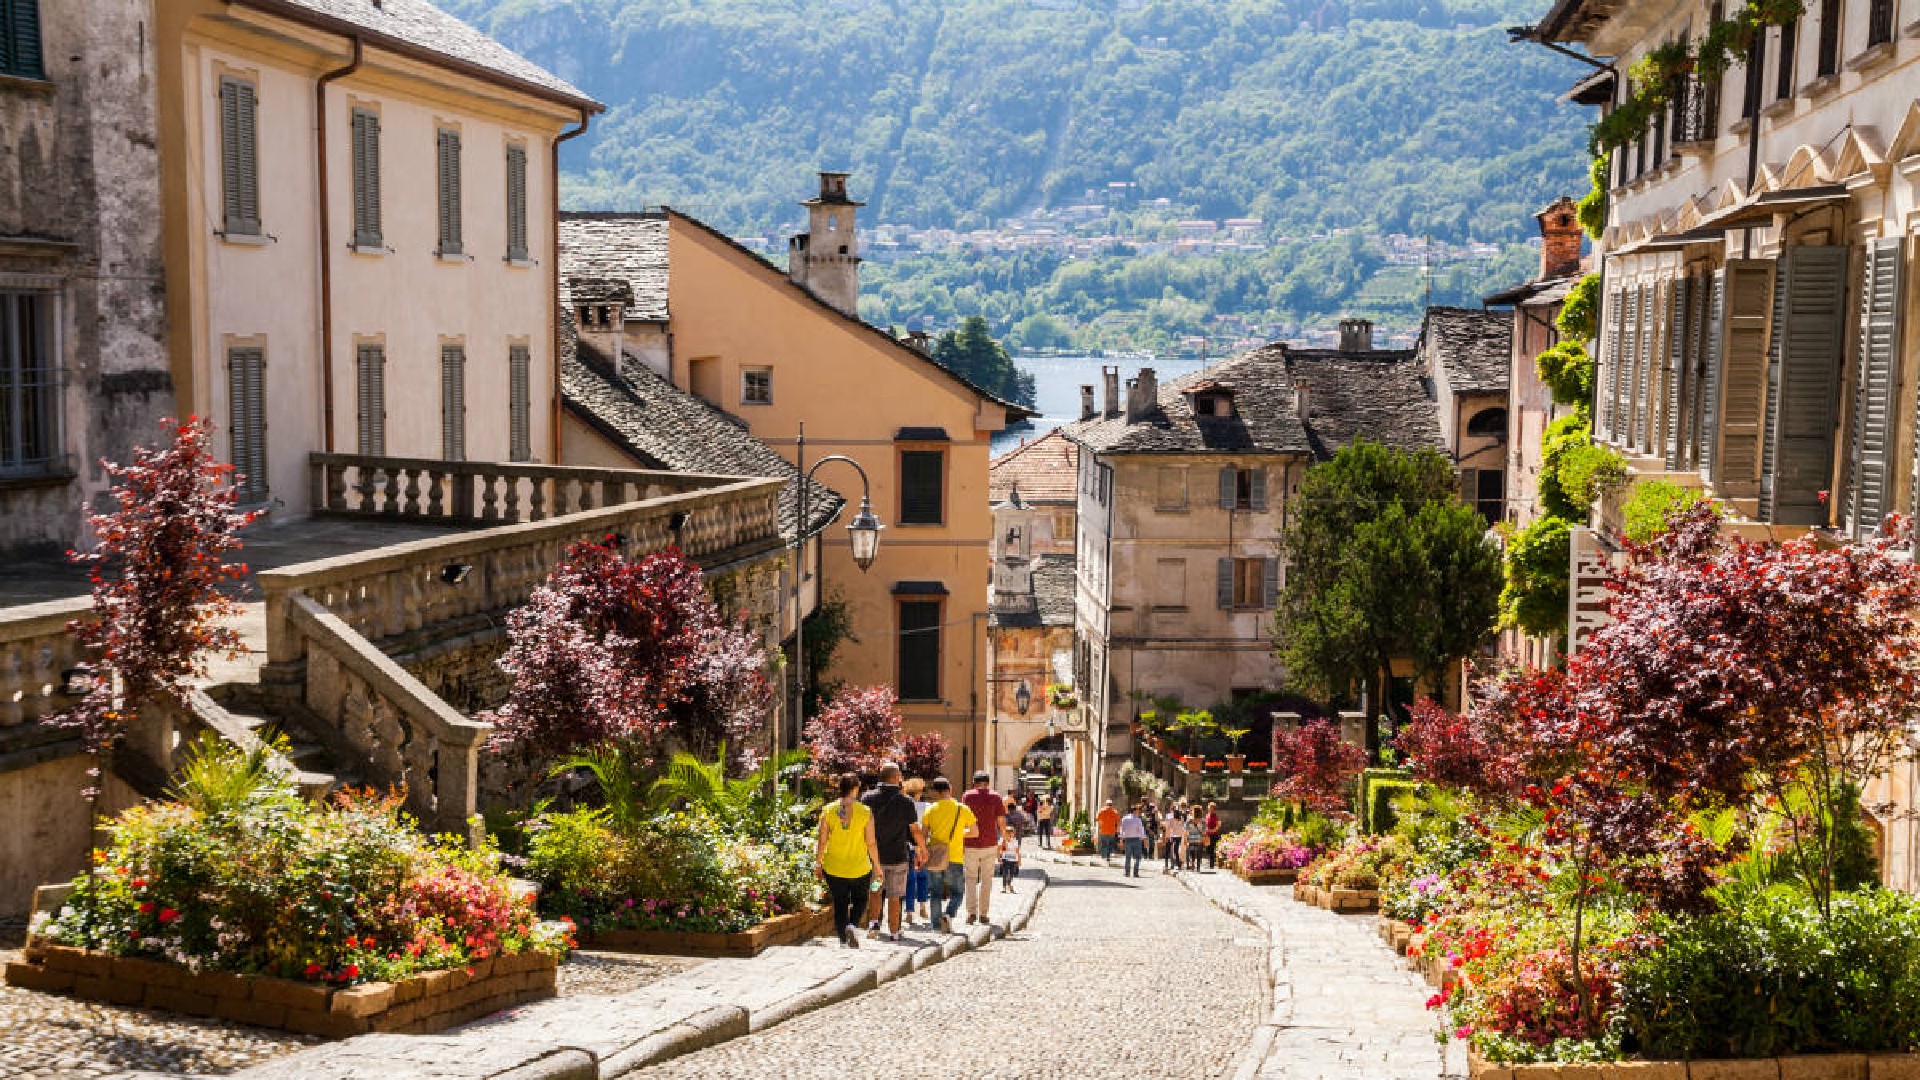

{"left": 993, "top": 354, "right": 1210, "bottom": 455}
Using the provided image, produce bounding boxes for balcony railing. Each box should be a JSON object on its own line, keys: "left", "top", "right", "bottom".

{"left": 1672, "top": 78, "right": 1718, "bottom": 148}
{"left": 310, "top": 454, "right": 751, "bottom": 527}
{"left": 0, "top": 597, "right": 88, "bottom": 730}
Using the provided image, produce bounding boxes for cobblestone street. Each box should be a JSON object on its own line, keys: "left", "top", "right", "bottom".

{"left": 629, "top": 857, "right": 1267, "bottom": 1080}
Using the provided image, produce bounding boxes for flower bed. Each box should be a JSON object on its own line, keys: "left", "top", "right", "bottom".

{"left": 583, "top": 908, "right": 832, "bottom": 957}
{"left": 1216, "top": 821, "right": 1317, "bottom": 886}
{"left": 1467, "top": 1052, "right": 1920, "bottom": 1079}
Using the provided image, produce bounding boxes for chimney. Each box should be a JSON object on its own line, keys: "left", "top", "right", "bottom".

{"left": 1126, "top": 367, "right": 1157, "bottom": 423}
{"left": 1338, "top": 318, "right": 1373, "bottom": 352}
{"left": 904, "top": 329, "right": 932, "bottom": 353}
{"left": 1080, "top": 384, "right": 1096, "bottom": 421}
{"left": 1102, "top": 365, "right": 1121, "bottom": 418}
{"left": 788, "top": 170, "right": 864, "bottom": 317}
{"left": 1537, "top": 196, "right": 1583, "bottom": 280}
{"left": 1293, "top": 381, "right": 1311, "bottom": 424}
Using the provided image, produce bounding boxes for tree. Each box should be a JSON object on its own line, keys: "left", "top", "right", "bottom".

{"left": 1270, "top": 719, "right": 1366, "bottom": 816}
{"left": 803, "top": 685, "right": 905, "bottom": 780}
{"left": 930, "top": 315, "right": 1036, "bottom": 407}
{"left": 1500, "top": 514, "right": 1572, "bottom": 641}
{"left": 1274, "top": 440, "right": 1502, "bottom": 759}
{"left": 1393, "top": 697, "right": 1506, "bottom": 794}
{"left": 898, "top": 731, "right": 950, "bottom": 780}
{"left": 59, "top": 419, "right": 256, "bottom": 795}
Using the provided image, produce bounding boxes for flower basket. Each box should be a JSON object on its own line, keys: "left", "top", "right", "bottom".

{"left": 581, "top": 908, "right": 831, "bottom": 958}
{"left": 4, "top": 943, "right": 556, "bottom": 1038}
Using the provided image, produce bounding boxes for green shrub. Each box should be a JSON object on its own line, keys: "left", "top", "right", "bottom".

{"left": 1534, "top": 341, "right": 1595, "bottom": 408}
{"left": 1539, "top": 416, "right": 1625, "bottom": 519}
{"left": 1577, "top": 157, "right": 1609, "bottom": 240}
{"left": 1557, "top": 272, "right": 1601, "bottom": 342}
{"left": 1501, "top": 514, "right": 1573, "bottom": 640}
{"left": 1619, "top": 480, "right": 1716, "bottom": 543}
{"left": 1357, "top": 768, "right": 1413, "bottom": 834}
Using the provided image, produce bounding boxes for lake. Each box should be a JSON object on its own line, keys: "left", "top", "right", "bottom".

{"left": 992, "top": 354, "right": 1211, "bottom": 455}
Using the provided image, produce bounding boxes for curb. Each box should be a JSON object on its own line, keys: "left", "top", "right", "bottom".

{"left": 1175, "top": 870, "right": 1293, "bottom": 1080}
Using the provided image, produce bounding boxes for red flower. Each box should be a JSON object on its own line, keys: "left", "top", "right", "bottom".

{"left": 303, "top": 962, "right": 324, "bottom": 979}
{"left": 343, "top": 963, "right": 359, "bottom": 980}
{"left": 157, "top": 908, "right": 179, "bottom": 924}
{"left": 138, "top": 901, "right": 154, "bottom": 915}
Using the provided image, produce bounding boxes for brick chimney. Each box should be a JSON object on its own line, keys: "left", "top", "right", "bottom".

{"left": 1125, "top": 367, "right": 1157, "bottom": 423}
{"left": 1338, "top": 318, "right": 1373, "bottom": 353}
{"left": 788, "top": 171, "right": 863, "bottom": 316}
{"left": 1102, "top": 366, "right": 1121, "bottom": 418}
{"left": 1080, "top": 384, "right": 1096, "bottom": 421}
{"left": 1537, "top": 196, "right": 1583, "bottom": 280}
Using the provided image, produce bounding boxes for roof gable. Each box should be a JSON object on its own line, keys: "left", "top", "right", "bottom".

{"left": 1419, "top": 307, "right": 1512, "bottom": 396}
{"left": 991, "top": 430, "right": 1079, "bottom": 505}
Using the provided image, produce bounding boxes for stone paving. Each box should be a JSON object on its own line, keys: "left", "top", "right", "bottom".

{"left": 627, "top": 855, "right": 1267, "bottom": 1080}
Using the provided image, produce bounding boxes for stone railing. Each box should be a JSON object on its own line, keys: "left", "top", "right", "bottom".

{"left": 309, "top": 454, "right": 748, "bottom": 527}
{"left": 0, "top": 597, "right": 89, "bottom": 729}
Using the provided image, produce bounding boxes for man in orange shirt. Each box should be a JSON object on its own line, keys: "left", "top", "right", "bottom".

{"left": 1095, "top": 799, "right": 1121, "bottom": 865}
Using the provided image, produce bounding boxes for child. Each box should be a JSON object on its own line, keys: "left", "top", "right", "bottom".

{"left": 997, "top": 831, "right": 1022, "bottom": 893}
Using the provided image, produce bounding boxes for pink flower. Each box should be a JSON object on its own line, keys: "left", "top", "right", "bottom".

{"left": 1455, "top": 1025, "right": 1473, "bottom": 1039}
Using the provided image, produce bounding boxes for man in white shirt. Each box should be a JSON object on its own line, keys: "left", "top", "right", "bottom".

{"left": 1118, "top": 805, "right": 1147, "bottom": 878}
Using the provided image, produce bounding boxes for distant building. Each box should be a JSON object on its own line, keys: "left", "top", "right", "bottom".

{"left": 1417, "top": 307, "right": 1513, "bottom": 525}
{"left": 987, "top": 431, "right": 1079, "bottom": 791}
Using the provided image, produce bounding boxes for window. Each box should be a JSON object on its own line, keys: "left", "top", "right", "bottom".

{"left": 1218, "top": 466, "right": 1267, "bottom": 511}
{"left": 436, "top": 128, "right": 462, "bottom": 256}
{"left": 897, "top": 599, "right": 942, "bottom": 701}
{"left": 218, "top": 77, "right": 260, "bottom": 236}
{"left": 350, "top": 108, "right": 381, "bottom": 249}
{"left": 1155, "top": 466, "right": 1187, "bottom": 510}
{"left": 354, "top": 343, "right": 385, "bottom": 456}
{"left": 1741, "top": 31, "right": 1767, "bottom": 117}
{"left": 1816, "top": 0, "right": 1843, "bottom": 77}
{"left": 0, "top": 291, "right": 57, "bottom": 476}
{"left": 505, "top": 144, "right": 529, "bottom": 262}
{"left": 1775, "top": 15, "right": 1798, "bottom": 100}
{"left": 1465, "top": 408, "right": 1507, "bottom": 440}
{"left": 509, "top": 344, "right": 531, "bottom": 462}
{"left": 1154, "top": 558, "right": 1186, "bottom": 609}
{"left": 0, "top": 0, "right": 43, "bottom": 79}
{"left": 227, "top": 347, "right": 267, "bottom": 504}
{"left": 1460, "top": 467, "right": 1504, "bottom": 524}
{"left": 741, "top": 366, "right": 772, "bottom": 405}
{"left": 440, "top": 344, "right": 466, "bottom": 461}
{"left": 1218, "top": 557, "right": 1277, "bottom": 610}
{"left": 899, "top": 449, "right": 944, "bottom": 524}
{"left": 1052, "top": 512, "right": 1074, "bottom": 541}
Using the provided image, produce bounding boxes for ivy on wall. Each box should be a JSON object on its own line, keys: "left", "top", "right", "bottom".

{"left": 1588, "top": 0, "right": 1805, "bottom": 154}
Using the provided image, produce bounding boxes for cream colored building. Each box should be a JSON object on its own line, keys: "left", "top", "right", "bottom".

{"left": 155, "top": 0, "right": 600, "bottom": 515}
{"left": 986, "top": 431, "right": 1080, "bottom": 792}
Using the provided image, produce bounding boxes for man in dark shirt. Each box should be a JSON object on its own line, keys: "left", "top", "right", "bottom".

{"left": 861, "top": 763, "right": 926, "bottom": 941}
{"left": 960, "top": 771, "right": 1007, "bottom": 924}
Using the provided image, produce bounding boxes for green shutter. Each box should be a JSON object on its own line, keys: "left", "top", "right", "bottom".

{"left": 1764, "top": 246, "right": 1849, "bottom": 526}
{"left": 1849, "top": 238, "right": 1904, "bottom": 539}
{"left": 219, "top": 78, "right": 260, "bottom": 236}
{"left": 1215, "top": 558, "right": 1233, "bottom": 610}
{"left": 441, "top": 345, "right": 466, "bottom": 461}
{"left": 1217, "top": 466, "right": 1236, "bottom": 509}
{"left": 505, "top": 145, "right": 529, "bottom": 261}
{"left": 1712, "top": 260, "right": 1776, "bottom": 497}
{"left": 228, "top": 347, "right": 267, "bottom": 504}
{"left": 2, "top": 0, "right": 45, "bottom": 80}
{"left": 1261, "top": 557, "right": 1280, "bottom": 609}
{"left": 437, "top": 129, "right": 462, "bottom": 256}
{"left": 897, "top": 600, "right": 941, "bottom": 701}
{"left": 355, "top": 344, "right": 385, "bottom": 456}
{"left": 509, "top": 344, "right": 532, "bottom": 462}
{"left": 352, "top": 109, "right": 382, "bottom": 248}
{"left": 900, "top": 449, "right": 944, "bottom": 523}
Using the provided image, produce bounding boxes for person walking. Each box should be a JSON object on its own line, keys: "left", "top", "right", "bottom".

{"left": 1141, "top": 798, "right": 1162, "bottom": 860}
{"left": 1163, "top": 804, "right": 1186, "bottom": 873}
{"left": 860, "top": 763, "right": 927, "bottom": 941}
{"left": 816, "top": 774, "right": 881, "bottom": 948}
{"left": 1202, "top": 802, "right": 1222, "bottom": 871}
{"left": 1005, "top": 798, "right": 1031, "bottom": 848}
{"left": 1035, "top": 795, "right": 1054, "bottom": 849}
{"left": 997, "top": 829, "right": 1022, "bottom": 892}
{"left": 961, "top": 771, "right": 1007, "bottom": 925}
{"left": 919, "top": 777, "right": 976, "bottom": 934}
{"left": 1095, "top": 799, "right": 1121, "bottom": 864}
{"left": 1118, "top": 804, "right": 1147, "bottom": 877}
{"left": 903, "top": 777, "right": 933, "bottom": 922}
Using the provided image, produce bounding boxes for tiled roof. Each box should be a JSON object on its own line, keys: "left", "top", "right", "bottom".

{"left": 990, "top": 554, "right": 1078, "bottom": 629}
{"left": 991, "top": 430, "right": 1078, "bottom": 506}
{"left": 1419, "top": 307, "right": 1511, "bottom": 396}
{"left": 559, "top": 312, "right": 843, "bottom": 541}
{"left": 568, "top": 277, "right": 633, "bottom": 305}
{"left": 1059, "top": 343, "right": 1442, "bottom": 460}
{"left": 243, "top": 0, "right": 595, "bottom": 106}
{"left": 558, "top": 214, "right": 671, "bottom": 321}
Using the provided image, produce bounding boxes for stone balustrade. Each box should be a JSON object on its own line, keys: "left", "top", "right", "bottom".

{"left": 0, "top": 597, "right": 89, "bottom": 729}
{"left": 309, "top": 454, "right": 747, "bottom": 527}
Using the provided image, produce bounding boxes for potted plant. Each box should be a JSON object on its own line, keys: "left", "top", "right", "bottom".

{"left": 1132, "top": 708, "right": 1152, "bottom": 736}
{"left": 1172, "top": 708, "right": 1214, "bottom": 771}
{"left": 1220, "top": 723, "right": 1252, "bottom": 772}
{"left": 1046, "top": 682, "right": 1079, "bottom": 711}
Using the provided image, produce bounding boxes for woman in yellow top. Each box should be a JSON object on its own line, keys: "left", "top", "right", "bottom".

{"left": 816, "top": 773, "right": 882, "bottom": 948}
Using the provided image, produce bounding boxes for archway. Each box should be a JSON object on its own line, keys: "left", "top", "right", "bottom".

{"left": 1019, "top": 733, "right": 1066, "bottom": 786}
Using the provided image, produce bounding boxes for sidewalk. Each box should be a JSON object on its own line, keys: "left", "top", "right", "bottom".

{"left": 218, "top": 871, "right": 1048, "bottom": 1080}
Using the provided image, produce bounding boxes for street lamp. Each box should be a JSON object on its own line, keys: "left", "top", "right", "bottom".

{"left": 1013, "top": 679, "right": 1032, "bottom": 716}
{"left": 789, "top": 422, "right": 882, "bottom": 763}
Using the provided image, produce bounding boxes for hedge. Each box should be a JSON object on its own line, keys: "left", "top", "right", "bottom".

{"left": 1357, "top": 768, "right": 1414, "bottom": 834}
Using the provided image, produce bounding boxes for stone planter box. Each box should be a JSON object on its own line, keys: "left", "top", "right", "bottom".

{"left": 581, "top": 908, "right": 830, "bottom": 958}
{"left": 1469, "top": 1050, "right": 1920, "bottom": 1079}
{"left": 4, "top": 944, "right": 556, "bottom": 1038}
{"left": 1234, "top": 865, "right": 1299, "bottom": 886}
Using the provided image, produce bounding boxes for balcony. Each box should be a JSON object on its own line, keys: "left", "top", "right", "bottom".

{"left": 1671, "top": 79, "right": 1718, "bottom": 153}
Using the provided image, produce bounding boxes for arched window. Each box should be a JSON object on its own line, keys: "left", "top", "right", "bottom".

{"left": 1466, "top": 408, "right": 1507, "bottom": 440}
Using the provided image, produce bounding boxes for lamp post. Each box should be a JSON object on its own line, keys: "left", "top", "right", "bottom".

{"left": 788, "top": 422, "right": 882, "bottom": 765}
{"left": 986, "top": 675, "right": 1033, "bottom": 793}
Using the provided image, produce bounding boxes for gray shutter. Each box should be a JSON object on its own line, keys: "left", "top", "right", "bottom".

{"left": 1760, "top": 258, "right": 1791, "bottom": 513}
{"left": 509, "top": 343, "right": 531, "bottom": 462}
{"left": 436, "top": 128, "right": 462, "bottom": 255}
{"left": 1459, "top": 467, "right": 1477, "bottom": 503}
{"left": 1216, "top": 559, "right": 1233, "bottom": 609}
{"left": 1685, "top": 271, "right": 1712, "bottom": 471}
{"left": 228, "top": 347, "right": 267, "bottom": 504}
{"left": 441, "top": 345, "right": 466, "bottom": 461}
{"left": 1765, "top": 246, "right": 1849, "bottom": 526}
{"left": 1601, "top": 286, "right": 1626, "bottom": 443}
{"left": 219, "top": 78, "right": 260, "bottom": 235}
{"left": 1664, "top": 277, "right": 1689, "bottom": 468}
{"left": 355, "top": 344, "right": 385, "bottom": 456}
{"left": 1248, "top": 467, "right": 1268, "bottom": 511}
{"left": 352, "top": 109, "right": 381, "bottom": 248}
{"left": 3, "top": 0, "right": 44, "bottom": 79}
{"left": 1633, "top": 283, "right": 1654, "bottom": 450}
{"left": 1261, "top": 557, "right": 1280, "bottom": 609}
{"left": 1849, "top": 237, "right": 1904, "bottom": 538}
{"left": 506, "top": 145, "right": 529, "bottom": 261}
{"left": 1218, "top": 466, "right": 1236, "bottom": 509}
{"left": 1712, "top": 260, "right": 1776, "bottom": 497}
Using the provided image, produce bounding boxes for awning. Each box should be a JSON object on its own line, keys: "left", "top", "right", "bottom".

{"left": 1561, "top": 66, "right": 1617, "bottom": 105}
{"left": 1623, "top": 226, "right": 1728, "bottom": 254}
{"left": 1698, "top": 185, "right": 1850, "bottom": 229}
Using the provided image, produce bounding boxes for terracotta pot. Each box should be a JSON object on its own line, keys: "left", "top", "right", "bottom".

{"left": 1226, "top": 755, "right": 1246, "bottom": 773}
{"left": 1182, "top": 755, "right": 1202, "bottom": 770}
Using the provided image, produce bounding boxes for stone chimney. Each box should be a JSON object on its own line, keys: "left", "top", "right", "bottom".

{"left": 788, "top": 171, "right": 864, "bottom": 317}
{"left": 1080, "top": 384, "right": 1096, "bottom": 421}
{"left": 1338, "top": 318, "right": 1373, "bottom": 353}
{"left": 904, "top": 328, "right": 932, "bottom": 353}
{"left": 1293, "top": 380, "right": 1311, "bottom": 424}
{"left": 1537, "top": 196, "right": 1583, "bottom": 280}
{"left": 1125, "top": 367, "right": 1157, "bottom": 423}
{"left": 1102, "top": 366, "right": 1121, "bottom": 418}
{"left": 569, "top": 277, "right": 631, "bottom": 371}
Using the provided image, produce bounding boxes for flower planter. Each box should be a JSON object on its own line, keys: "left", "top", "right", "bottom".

{"left": 1318, "top": 887, "right": 1380, "bottom": 913}
{"left": 1234, "top": 866, "right": 1299, "bottom": 886}
{"left": 1181, "top": 755, "right": 1203, "bottom": 771}
{"left": 581, "top": 908, "right": 830, "bottom": 958}
{"left": 4, "top": 944, "right": 556, "bottom": 1038}
{"left": 1468, "top": 1051, "right": 1910, "bottom": 1079}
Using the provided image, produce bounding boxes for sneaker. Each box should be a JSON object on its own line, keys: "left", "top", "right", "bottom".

{"left": 940, "top": 915, "right": 952, "bottom": 934}
{"left": 840, "top": 927, "right": 854, "bottom": 947}
{"left": 867, "top": 924, "right": 881, "bottom": 940}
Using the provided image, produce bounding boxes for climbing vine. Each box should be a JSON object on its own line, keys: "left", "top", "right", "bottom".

{"left": 1588, "top": 0, "right": 1805, "bottom": 154}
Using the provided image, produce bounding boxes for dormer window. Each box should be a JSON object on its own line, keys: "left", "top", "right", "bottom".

{"left": 1194, "top": 391, "right": 1235, "bottom": 418}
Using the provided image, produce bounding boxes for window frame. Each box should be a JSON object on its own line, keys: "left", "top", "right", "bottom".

{"left": 1231, "top": 557, "right": 1265, "bottom": 609}
{"left": 440, "top": 343, "right": 467, "bottom": 462}
{"left": 740, "top": 365, "right": 773, "bottom": 406}
{"left": 505, "top": 142, "right": 530, "bottom": 263}
{"left": 509, "top": 343, "right": 532, "bottom": 462}
{"left": 0, "top": 288, "right": 61, "bottom": 479}
{"left": 226, "top": 345, "right": 268, "bottom": 505}
{"left": 897, "top": 446, "right": 947, "bottom": 526}
{"left": 896, "top": 596, "right": 944, "bottom": 703}
{"left": 435, "top": 126, "right": 463, "bottom": 257}
{"left": 354, "top": 342, "right": 386, "bottom": 456}
{"left": 350, "top": 107, "right": 383, "bottom": 251}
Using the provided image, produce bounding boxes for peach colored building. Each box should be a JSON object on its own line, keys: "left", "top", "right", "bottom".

{"left": 155, "top": 0, "right": 599, "bottom": 516}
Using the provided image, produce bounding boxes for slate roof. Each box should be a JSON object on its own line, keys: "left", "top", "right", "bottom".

{"left": 558, "top": 215, "right": 671, "bottom": 321}
{"left": 1059, "top": 344, "right": 1442, "bottom": 460}
{"left": 1418, "top": 307, "right": 1511, "bottom": 396}
{"left": 568, "top": 277, "right": 633, "bottom": 305}
{"left": 991, "top": 430, "right": 1079, "bottom": 506}
{"left": 243, "top": 0, "right": 596, "bottom": 107}
{"left": 559, "top": 313, "right": 844, "bottom": 541}
{"left": 990, "top": 554, "right": 1078, "bottom": 629}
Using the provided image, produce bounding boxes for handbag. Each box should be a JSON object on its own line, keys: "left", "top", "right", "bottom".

{"left": 925, "top": 802, "right": 965, "bottom": 872}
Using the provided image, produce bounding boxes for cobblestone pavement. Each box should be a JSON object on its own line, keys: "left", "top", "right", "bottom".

{"left": 628, "top": 859, "right": 1267, "bottom": 1080}
{"left": 557, "top": 951, "right": 702, "bottom": 998}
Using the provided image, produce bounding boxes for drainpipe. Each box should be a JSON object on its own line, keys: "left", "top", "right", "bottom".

{"left": 315, "top": 36, "right": 362, "bottom": 454}
{"left": 551, "top": 109, "right": 592, "bottom": 463}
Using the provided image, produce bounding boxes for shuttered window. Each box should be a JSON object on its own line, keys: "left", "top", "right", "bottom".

{"left": 1762, "top": 246, "right": 1848, "bottom": 526}
{"left": 355, "top": 344, "right": 386, "bottom": 456}
{"left": 440, "top": 344, "right": 466, "bottom": 462}
{"left": 1683, "top": 272, "right": 1713, "bottom": 471}
{"left": 436, "top": 128, "right": 462, "bottom": 256}
{"left": 227, "top": 347, "right": 267, "bottom": 504}
{"left": 218, "top": 77, "right": 261, "bottom": 236}
{"left": 505, "top": 144, "right": 529, "bottom": 262}
{"left": 1816, "top": 0, "right": 1842, "bottom": 77}
{"left": 900, "top": 449, "right": 944, "bottom": 524}
{"left": 897, "top": 599, "right": 942, "bottom": 702}
{"left": 1217, "top": 557, "right": 1278, "bottom": 610}
{"left": 0, "top": 0, "right": 44, "bottom": 79}
{"left": 1598, "top": 287, "right": 1624, "bottom": 443}
{"left": 0, "top": 291, "right": 57, "bottom": 476}
{"left": 509, "top": 344, "right": 532, "bottom": 462}
{"left": 1663, "top": 278, "right": 1689, "bottom": 468}
{"left": 1218, "top": 466, "right": 1266, "bottom": 510}
{"left": 1711, "top": 260, "right": 1777, "bottom": 497}
{"left": 1848, "top": 238, "right": 1904, "bottom": 539}
{"left": 351, "top": 108, "right": 382, "bottom": 249}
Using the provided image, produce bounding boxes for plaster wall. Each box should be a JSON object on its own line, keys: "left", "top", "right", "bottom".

{"left": 0, "top": 754, "right": 143, "bottom": 919}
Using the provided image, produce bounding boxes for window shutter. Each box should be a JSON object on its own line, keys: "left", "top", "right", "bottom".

{"left": 1764, "top": 246, "right": 1848, "bottom": 526}
{"left": 1261, "top": 557, "right": 1280, "bottom": 609}
{"left": 1248, "top": 467, "right": 1268, "bottom": 511}
{"left": 1685, "top": 271, "right": 1713, "bottom": 471}
{"left": 219, "top": 78, "right": 260, "bottom": 235}
{"left": 2, "top": 0, "right": 44, "bottom": 79}
{"left": 1599, "top": 286, "right": 1625, "bottom": 443}
{"left": 352, "top": 109, "right": 381, "bottom": 248}
{"left": 1218, "top": 466, "right": 1236, "bottom": 509}
{"left": 505, "top": 145, "right": 529, "bottom": 261}
{"left": 509, "top": 344, "right": 532, "bottom": 462}
{"left": 1699, "top": 272, "right": 1726, "bottom": 482}
{"left": 900, "top": 450, "right": 944, "bottom": 524}
{"left": 1849, "top": 237, "right": 1905, "bottom": 538}
{"left": 897, "top": 601, "right": 942, "bottom": 701}
{"left": 441, "top": 345, "right": 466, "bottom": 461}
{"left": 1459, "top": 467, "right": 1477, "bottom": 503}
{"left": 1664, "top": 277, "right": 1689, "bottom": 468}
{"left": 228, "top": 347, "right": 267, "bottom": 504}
{"left": 1215, "top": 559, "right": 1233, "bottom": 610}
{"left": 355, "top": 344, "right": 386, "bottom": 456}
{"left": 437, "top": 128, "right": 462, "bottom": 255}
{"left": 1712, "top": 260, "right": 1776, "bottom": 496}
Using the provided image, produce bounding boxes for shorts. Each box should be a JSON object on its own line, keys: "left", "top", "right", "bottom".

{"left": 879, "top": 862, "right": 910, "bottom": 899}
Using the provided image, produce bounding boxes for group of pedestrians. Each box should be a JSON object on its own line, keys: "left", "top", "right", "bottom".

{"left": 814, "top": 765, "right": 1029, "bottom": 948}
{"left": 1092, "top": 797, "right": 1220, "bottom": 878}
